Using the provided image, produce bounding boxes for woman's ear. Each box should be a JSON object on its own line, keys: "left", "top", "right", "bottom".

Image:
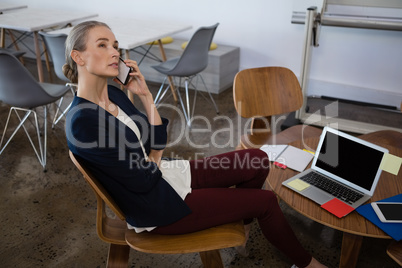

{"left": 71, "top": 50, "right": 84, "bottom": 66}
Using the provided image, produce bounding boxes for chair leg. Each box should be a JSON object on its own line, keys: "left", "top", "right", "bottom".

{"left": 0, "top": 106, "right": 47, "bottom": 170}
{"left": 198, "top": 74, "right": 219, "bottom": 114}
{"left": 154, "top": 76, "right": 170, "bottom": 105}
{"left": 52, "top": 85, "right": 76, "bottom": 128}
{"left": 199, "top": 250, "right": 224, "bottom": 268}
{"left": 175, "top": 78, "right": 190, "bottom": 125}
{"left": 184, "top": 78, "right": 191, "bottom": 126}
{"left": 52, "top": 97, "right": 64, "bottom": 128}
{"left": 0, "top": 109, "right": 31, "bottom": 154}
{"left": 106, "top": 244, "right": 130, "bottom": 268}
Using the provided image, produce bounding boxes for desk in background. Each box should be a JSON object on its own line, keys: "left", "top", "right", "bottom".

{"left": 0, "top": 3, "right": 27, "bottom": 48}
{"left": 48, "top": 17, "right": 192, "bottom": 102}
{"left": 0, "top": 3, "right": 27, "bottom": 14}
{"left": 266, "top": 130, "right": 402, "bottom": 268}
{"left": 0, "top": 8, "right": 97, "bottom": 82}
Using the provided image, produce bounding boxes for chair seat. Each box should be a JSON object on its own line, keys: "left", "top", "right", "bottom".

{"left": 240, "top": 125, "right": 322, "bottom": 149}
{"left": 152, "top": 57, "right": 180, "bottom": 75}
{"left": 18, "top": 83, "right": 69, "bottom": 109}
{"left": 147, "top": 36, "right": 174, "bottom": 45}
{"left": 40, "top": 82, "right": 70, "bottom": 98}
{"left": 125, "top": 221, "right": 245, "bottom": 254}
{"left": 100, "top": 216, "right": 128, "bottom": 245}
{"left": 0, "top": 48, "right": 25, "bottom": 58}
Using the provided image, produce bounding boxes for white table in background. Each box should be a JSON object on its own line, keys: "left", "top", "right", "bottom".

{"left": 0, "top": 3, "right": 27, "bottom": 50}
{"left": 0, "top": 3, "right": 27, "bottom": 13}
{"left": 0, "top": 8, "right": 97, "bottom": 82}
{"left": 49, "top": 17, "right": 192, "bottom": 101}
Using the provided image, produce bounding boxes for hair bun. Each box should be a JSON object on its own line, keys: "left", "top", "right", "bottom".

{"left": 62, "top": 63, "right": 78, "bottom": 83}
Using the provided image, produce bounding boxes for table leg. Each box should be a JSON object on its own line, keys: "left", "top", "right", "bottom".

{"left": 1, "top": 28, "right": 4, "bottom": 48}
{"left": 7, "top": 30, "right": 25, "bottom": 64}
{"left": 339, "top": 232, "right": 363, "bottom": 268}
{"left": 41, "top": 39, "right": 52, "bottom": 82}
{"left": 157, "top": 39, "right": 178, "bottom": 103}
{"left": 33, "top": 31, "right": 44, "bottom": 82}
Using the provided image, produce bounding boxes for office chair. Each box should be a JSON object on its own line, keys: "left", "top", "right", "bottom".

{"left": 69, "top": 151, "right": 245, "bottom": 268}
{"left": 233, "top": 66, "right": 322, "bottom": 149}
{"left": 152, "top": 23, "right": 220, "bottom": 127}
{"left": 39, "top": 31, "right": 76, "bottom": 128}
{"left": 0, "top": 51, "right": 70, "bottom": 170}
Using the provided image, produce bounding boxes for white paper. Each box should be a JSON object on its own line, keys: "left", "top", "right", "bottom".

{"left": 259, "top": 144, "right": 288, "bottom": 162}
{"left": 274, "top": 145, "right": 314, "bottom": 172}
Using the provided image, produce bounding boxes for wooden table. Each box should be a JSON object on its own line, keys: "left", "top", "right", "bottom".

{"left": 48, "top": 16, "right": 192, "bottom": 102}
{"left": 266, "top": 130, "right": 402, "bottom": 268}
{"left": 0, "top": 8, "right": 97, "bottom": 82}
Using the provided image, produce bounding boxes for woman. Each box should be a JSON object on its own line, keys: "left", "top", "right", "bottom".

{"left": 64, "top": 21, "right": 326, "bottom": 268}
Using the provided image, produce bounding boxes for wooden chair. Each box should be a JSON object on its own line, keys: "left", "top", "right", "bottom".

{"left": 233, "top": 66, "right": 322, "bottom": 149}
{"left": 387, "top": 241, "right": 402, "bottom": 266}
{"left": 69, "top": 151, "right": 245, "bottom": 268}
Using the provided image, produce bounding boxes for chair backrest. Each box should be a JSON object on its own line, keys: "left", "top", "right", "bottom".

{"left": 69, "top": 151, "right": 128, "bottom": 245}
{"left": 233, "top": 66, "right": 303, "bottom": 118}
{"left": 0, "top": 51, "right": 57, "bottom": 108}
{"left": 39, "top": 31, "right": 68, "bottom": 82}
{"left": 167, "top": 23, "right": 219, "bottom": 76}
{"left": 69, "top": 151, "right": 126, "bottom": 221}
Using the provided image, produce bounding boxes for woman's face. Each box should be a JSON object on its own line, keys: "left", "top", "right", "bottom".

{"left": 79, "top": 26, "right": 120, "bottom": 79}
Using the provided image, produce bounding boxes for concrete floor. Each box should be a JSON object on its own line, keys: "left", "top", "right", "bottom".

{"left": 0, "top": 59, "right": 400, "bottom": 267}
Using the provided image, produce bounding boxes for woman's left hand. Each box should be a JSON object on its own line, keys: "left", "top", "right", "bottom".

{"left": 113, "top": 59, "right": 151, "bottom": 97}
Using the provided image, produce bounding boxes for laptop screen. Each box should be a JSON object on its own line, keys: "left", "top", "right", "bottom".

{"left": 315, "top": 130, "right": 385, "bottom": 192}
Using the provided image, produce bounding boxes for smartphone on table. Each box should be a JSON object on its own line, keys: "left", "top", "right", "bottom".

{"left": 116, "top": 57, "right": 131, "bottom": 85}
{"left": 371, "top": 202, "right": 402, "bottom": 223}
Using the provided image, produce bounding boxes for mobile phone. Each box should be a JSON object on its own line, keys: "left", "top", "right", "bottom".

{"left": 371, "top": 202, "right": 402, "bottom": 223}
{"left": 116, "top": 57, "right": 131, "bottom": 85}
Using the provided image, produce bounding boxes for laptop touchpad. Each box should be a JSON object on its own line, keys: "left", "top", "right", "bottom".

{"left": 303, "top": 187, "right": 333, "bottom": 205}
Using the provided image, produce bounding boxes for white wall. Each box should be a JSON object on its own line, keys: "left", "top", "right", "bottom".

{"left": 6, "top": 0, "right": 402, "bottom": 107}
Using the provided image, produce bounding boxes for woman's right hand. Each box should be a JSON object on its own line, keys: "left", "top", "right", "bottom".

{"left": 113, "top": 59, "right": 151, "bottom": 97}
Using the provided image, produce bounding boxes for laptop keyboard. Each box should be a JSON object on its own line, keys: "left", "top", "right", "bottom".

{"left": 300, "top": 172, "right": 364, "bottom": 205}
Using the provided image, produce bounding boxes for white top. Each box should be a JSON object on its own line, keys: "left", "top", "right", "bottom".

{"left": 116, "top": 107, "right": 191, "bottom": 233}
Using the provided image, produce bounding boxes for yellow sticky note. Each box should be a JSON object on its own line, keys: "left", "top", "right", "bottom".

{"left": 380, "top": 153, "right": 402, "bottom": 176}
{"left": 287, "top": 178, "right": 310, "bottom": 191}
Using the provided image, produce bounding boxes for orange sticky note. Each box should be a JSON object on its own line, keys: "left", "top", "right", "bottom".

{"left": 321, "top": 198, "right": 355, "bottom": 218}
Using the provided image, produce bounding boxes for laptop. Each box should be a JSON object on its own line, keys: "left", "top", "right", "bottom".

{"left": 282, "top": 126, "right": 389, "bottom": 214}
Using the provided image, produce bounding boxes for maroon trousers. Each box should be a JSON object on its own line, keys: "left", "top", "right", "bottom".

{"left": 152, "top": 149, "right": 312, "bottom": 267}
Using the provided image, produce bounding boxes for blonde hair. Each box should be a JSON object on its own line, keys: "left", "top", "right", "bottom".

{"left": 63, "top": 21, "right": 111, "bottom": 83}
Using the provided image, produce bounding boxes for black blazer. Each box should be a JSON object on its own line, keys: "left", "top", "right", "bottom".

{"left": 66, "top": 85, "right": 191, "bottom": 227}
